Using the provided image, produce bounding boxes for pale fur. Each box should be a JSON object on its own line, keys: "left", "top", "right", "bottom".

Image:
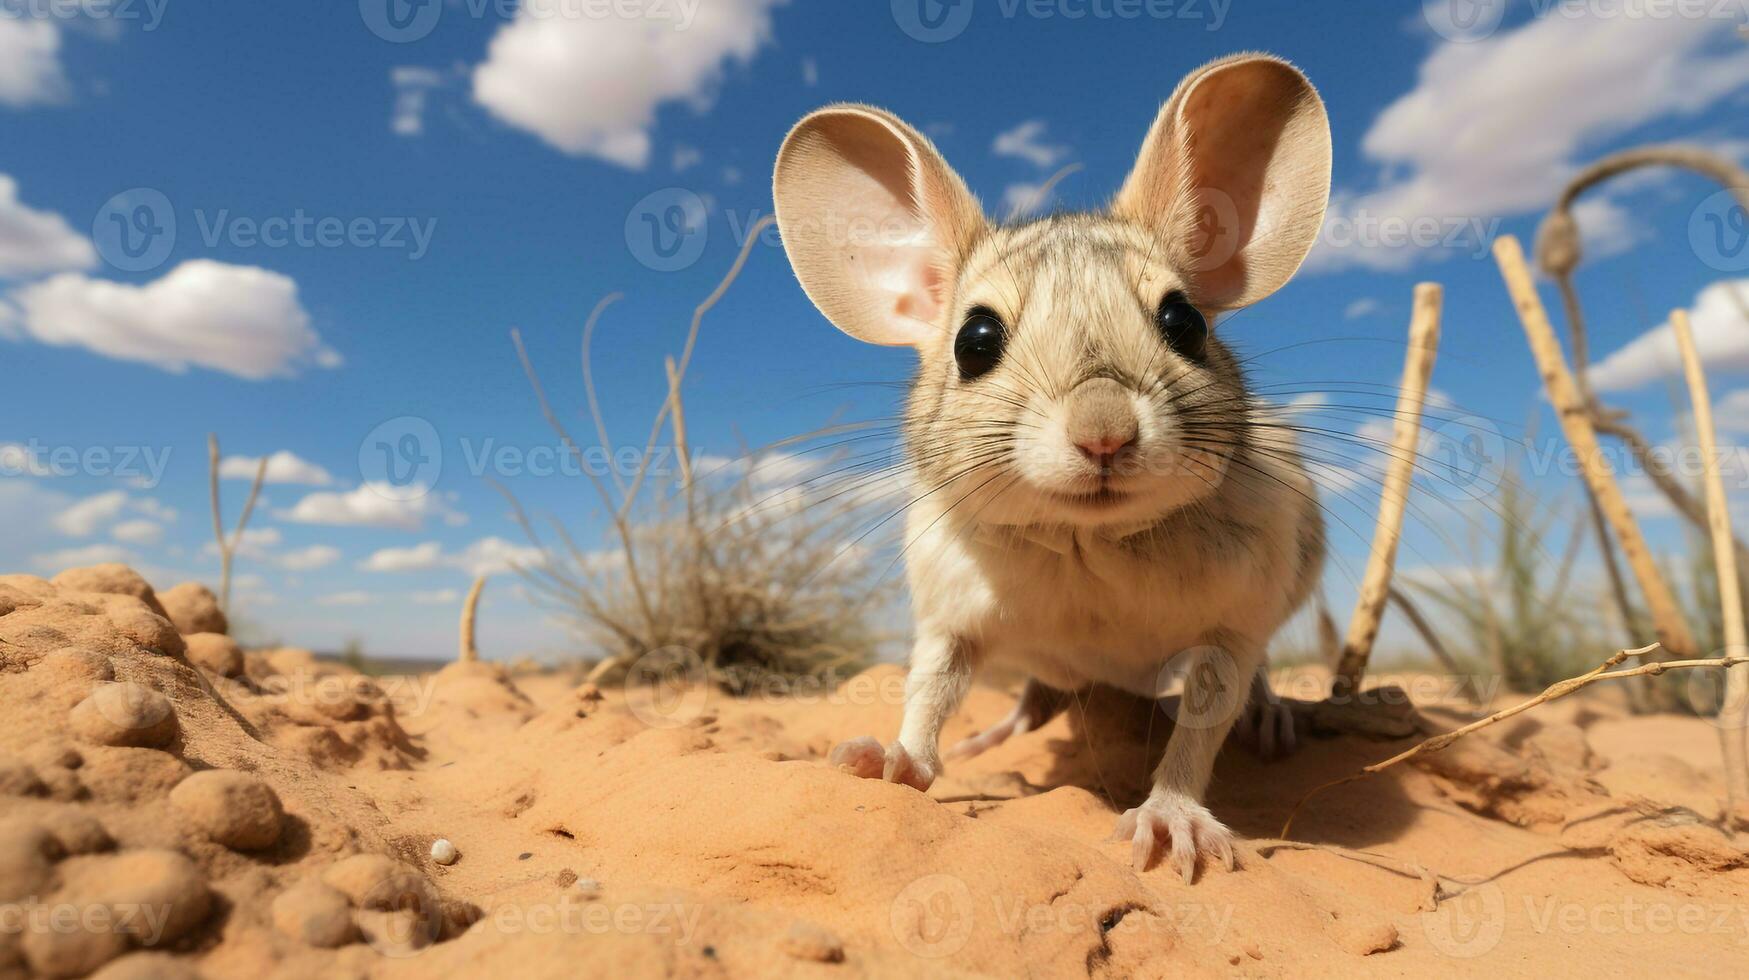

{"left": 774, "top": 53, "right": 1332, "bottom": 879}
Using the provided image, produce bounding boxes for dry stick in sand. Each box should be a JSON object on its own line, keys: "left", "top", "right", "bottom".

{"left": 206, "top": 434, "right": 267, "bottom": 616}
{"left": 1280, "top": 643, "right": 1749, "bottom": 838}
{"left": 1493, "top": 235, "right": 1697, "bottom": 660}
{"left": 1670, "top": 308, "right": 1749, "bottom": 827}
{"left": 458, "top": 575, "right": 486, "bottom": 663}
{"left": 1333, "top": 283, "right": 1443, "bottom": 693}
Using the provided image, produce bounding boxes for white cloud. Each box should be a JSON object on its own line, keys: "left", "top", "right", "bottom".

{"left": 277, "top": 484, "right": 463, "bottom": 531}
{"left": 316, "top": 590, "right": 373, "bottom": 607}
{"left": 992, "top": 120, "right": 1070, "bottom": 169}
{"left": 471, "top": 0, "right": 786, "bottom": 167}
{"left": 801, "top": 56, "right": 818, "bottom": 87}
{"left": 671, "top": 145, "right": 702, "bottom": 172}
{"left": 7, "top": 260, "right": 339, "bottom": 379}
{"left": 359, "top": 541, "right": 443, "bottom": 572}
{"left": 359, "top": 536, "right": 541, "bottom": 576}
{"left": 1002, "top": 181, "right": 1053, "bottom": 220}
{"left": 411, "top": 588, "right": 460, "bottom": 605}
{"left": 1712, "top": 388, "right": 1749, "bottom": 433}
{"left": 450, "top": 536, "right": 542, "bottom": 576}
{"left": 32, "top": 543, "right": 133, "bottom": 572}
{"left": 277, "top": 544, "right": 341, "bottom": 571}
{"left": 391, "top": 66, "right": 444, "bottom": 137}
{"left": 692, "top": 452, "right": 819, "bottom": 489}
{"left": 1310, "top": 14, "right": 1749, "bottom": 272}
{"left": 110, "top": 518, "right": 163, "bottom": 545}
{"left": 219, "top": 450, "right": 334, "bottom": 486}
{"left": 1343, "top": 298, "right": 1381, "bottom": 320}
{"left": 1570, "top": 195, "right": 1646, "bottom": 260}
{"left": 1589, "top": 279, "right": 1749, "bottom": 392}
{"left": 52, "top": 490, "right": 128, "bottom": 537}
{"left": 0, "top": 17, "right": 67, "bottom": 108}
{"left": 0, "top": 174, "right": 95, "bottom": 278}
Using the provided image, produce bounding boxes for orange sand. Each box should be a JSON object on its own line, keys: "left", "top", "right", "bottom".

{"left": 2, "top": 563, "right": 1746, "bottom": 978}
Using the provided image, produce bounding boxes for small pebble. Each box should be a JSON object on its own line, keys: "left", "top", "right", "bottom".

{"left": 430, "top": 839, "right": 458, "bottom": 865}
{"left": 573, "top": 877, "right": 602, "bottom": 899}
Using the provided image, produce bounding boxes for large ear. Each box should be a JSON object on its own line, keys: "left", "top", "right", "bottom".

{"left": 1113, "top": 54, "right": 1330, "bottom": 310}
{"left": 773, "top": 105, "right": 987, "bottom": 346}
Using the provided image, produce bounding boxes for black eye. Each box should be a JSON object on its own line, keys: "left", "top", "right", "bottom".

{"left": 954, "top": 309, "right": 1007, "bottom": 381}
{"left": 1155, "top": 292, "right": 1207, "bottom": 361}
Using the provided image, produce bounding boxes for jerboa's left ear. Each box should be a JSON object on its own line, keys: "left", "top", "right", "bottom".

{"left": 1113, "top": 53, "right": 1331, "bottom": 310}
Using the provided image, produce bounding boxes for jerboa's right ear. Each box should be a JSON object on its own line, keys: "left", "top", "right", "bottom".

{"left": 773, "top": 105, "right": 987, "bottom": 347}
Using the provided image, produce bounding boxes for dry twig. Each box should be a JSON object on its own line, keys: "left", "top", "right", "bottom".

{"left": 459, "top": 575, "right": 485, "bottom": 663}
{"left": 206, "top": 434, "right": 267, "bottom": 616}
{"left": 1670, "top": 308, "right": 1749, "bottom": 825}
{"left": 1493, "top": 235, "right": 1696, "bottom": 660}
{"left": 1333, "top": 283, "right": 1443, "bottom": 692}
{"left": 1282, "top": 643, "right": 1749, "bottom": 838}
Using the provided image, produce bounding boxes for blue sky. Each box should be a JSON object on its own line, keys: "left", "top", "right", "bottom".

{"left": 2, "top": 0, "right": 1747, "bottom": 661}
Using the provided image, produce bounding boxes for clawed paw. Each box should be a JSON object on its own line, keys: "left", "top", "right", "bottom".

{"left": 1110, "top": 792, "right": 1236, "bottom": 883}
{"left": 1232, "top": 695, "right": 1298, "bottom": 761}
{"left": 828, "top": 736, "right": 937, "bottom": 791}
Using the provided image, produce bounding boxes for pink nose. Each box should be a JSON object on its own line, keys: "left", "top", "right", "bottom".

{"left": 1075, "top": 434, "right": 1136, "bottom": 463}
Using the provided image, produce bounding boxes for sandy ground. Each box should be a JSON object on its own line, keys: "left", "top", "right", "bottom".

{"left": 4, "top": 564, "right": 1749, "bottom": 978}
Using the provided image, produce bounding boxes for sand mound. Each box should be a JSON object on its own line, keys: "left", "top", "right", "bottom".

{"left": 5, "top": 562, "right": 1749, "bottom": 977}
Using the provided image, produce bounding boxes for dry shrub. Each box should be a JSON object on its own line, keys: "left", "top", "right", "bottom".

{"left": 509, "top": 453, "right": 899, "bottom": 691}
{"left": 1406, "top": 466, "right": 1603, "bottom": 691}
{"left": 498, "top": 216, "right": 900, "bottom": 690}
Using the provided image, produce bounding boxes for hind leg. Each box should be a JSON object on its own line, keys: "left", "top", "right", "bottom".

{"left": 945, "top": 677, "right": 1070, "bottom": 760}
{"left": 1231, "top": 663, "right": 1297, "bottom": 761}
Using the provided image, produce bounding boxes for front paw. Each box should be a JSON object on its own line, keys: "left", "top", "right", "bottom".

{"left": 828, "top": 736, "right": 937, "bottom": 792}
{"left": 1109, "top": 792, "right": 1235, "bottom": 883}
